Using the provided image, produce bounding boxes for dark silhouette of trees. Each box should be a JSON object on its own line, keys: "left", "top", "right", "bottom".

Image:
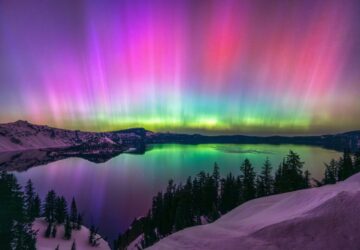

{"left": 71, "top": 240, "right": 76, "bottom": 250}
{"left": 323, "top": 159, "right": 337, "bottom": 184}
{"left": 219, "top": 173, "right": 239, "bottom": 213}
{"left": 45, "top": 223, "right": 52, "bottom": 238}
{"left": 88, "top": 225, "right": 102, "bottom": 246}
{"left": 256, "top": 158, "right": 274, "bottom": 197}
{"left": 70, "top": 198, "right": 78, "bottom": 229}
{"left": 338, "top": 150, "right": 354, "bottom": 181}
{"left": 354, "top": 151, "right": 360, "bottom": 173}
{"left": 52, "top": 225, "right": 57, "bottom": 238}
{"left": 64, "top": 216, "right": 72, "bottom": 240}
{"left": 55, "top": 196, "right": 68, "bottom": 224}
{"left": 44, "top": 190, "right": 57, "bottom": 223}
{"left": 240, "top": 159, "right": 256, "bottom": 201}
{"left": 0, "top": 172, "right": 36, "bottom": 250}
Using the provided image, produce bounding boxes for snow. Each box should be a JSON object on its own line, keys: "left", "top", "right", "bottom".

{"left": 148, "top": 173, "right": 360, "bottom": 250}
{"left": 0, "top": 120, "right": 143, "bottom": 152}
{"left": 33, "top": 218, "right": 111, "bottom": 250}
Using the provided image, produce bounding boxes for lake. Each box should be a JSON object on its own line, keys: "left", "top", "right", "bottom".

{"left": 11, "top": 144, "right": 341, "bottom": 243}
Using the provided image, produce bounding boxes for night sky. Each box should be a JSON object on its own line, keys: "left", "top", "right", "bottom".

{"left": 0, "top": 0, "right": 359, "bottom": 135}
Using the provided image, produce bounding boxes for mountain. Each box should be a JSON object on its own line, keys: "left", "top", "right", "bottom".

{"left": 0, "top": 120, "right": 147, "bottom": 153}
{"left": 0, "top": 121, "right": 359, "bottom": 153}
{"left": 147, "top": 173, "right": 360, "bottom": 250}
{"left": 146, "top": 131, "right": 360, "bottom": 152}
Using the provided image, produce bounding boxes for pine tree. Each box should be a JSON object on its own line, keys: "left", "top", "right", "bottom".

{"left": 24, "top": 179, "right": 35, "bottom": 221}
{"left": 44, "top": 190, "right": 57, "bottom": 223}
{"left": 70, "top": 198, "right": 78, "bottom": 229}
{"left": 45, "top": 222, "right": 52, "bottom": 238}
{"left": 64, "top": 216, "right": 72, "bottom": 240}
{"left": 286, "top": 150, "right": 304, "bottom": 190}
{"left": 354, "top": 151, "right": 360, "bottom": 173}
{"left": 0, "top": 172, "right": 36, "bottom": 250}
{"left": 256, "top": 175, "right": 265, "bottom": 197}
{"left": 261, "top": 158, "right": 274, "bottom": 195}
{"left": 323, "top": 159, "right": 337, "bottom": 184}
{"left": 33, "top": 195, "right": 41, "bottom": 218}
{"left": 212, "top": 162, "right": 220, "bottom": 197}
{"left": 219, "top": 173, "right": 238, "bottom": 213}
{"left": 240, "top": 159, "right": 256, "bottom": 201}
{"left": 88, "top": 225, "right": 95, "bottom": 245}
{"left": 338, "top": 150, "right": 353, "bottom": 181}
{"left": 71, "top": 240, "right": 76, "bottom": 250}
{"left": 55, "top": 196, "right": 67, "bottom": 224}
{"left": 303, "top": 170, "right": 311, "bottom": 188}
{"left": 52, "top": 225, "right": 57, "bottom": 238}
{"left": 76, "top": 214, "right": 83, "bottom": 230}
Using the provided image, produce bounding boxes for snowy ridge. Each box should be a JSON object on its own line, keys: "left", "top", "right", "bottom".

{"left": 148, "top": 173, "right": 360, "bottom": 250}
{"left": 0, "top": 120, "right": 144, "bottom": 152}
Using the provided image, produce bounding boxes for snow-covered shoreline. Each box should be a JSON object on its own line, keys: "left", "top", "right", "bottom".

{"left": 147, "top": 173, "right": 360, "bottom": 250}
{"left": 33, "top": 218, "right": 111, "bottom": 250}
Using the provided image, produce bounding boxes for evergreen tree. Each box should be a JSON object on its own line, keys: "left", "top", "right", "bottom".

{"left": 52, "top": 225, "right": 57, "bottom": 238}
{"left": 354, "top": 151, "right": 360, "bottom": 173}
{"left": 286, "top": 150, "right": 305, "bottom": 190}
{"left": 55, "top": 196, "right": 67, "bottom": 224}
{"left": 240, "top": 159, "right": 256, "bottom": 201}
{"left": 174, "top": 178, "right": 194, "bottom": 230}
{"left": 219, "top": 173, "right": 238, "bottom": 213}
{"left": 64, "top": 216, "right": 72, "bottom": 240}
{"left": 323, "top": 159, "right": 337, "bottom": 184}
{"left": 256, "top": 175, "right": 265, "bottom": 197}
{"left": 24, "top": 179, "right": 35, "bottom": 221}
{"left": 0, "top": 172, "right": 36, "bottom": 250}
{"left": 142, "top": 215, "right": 157, "bottom": 248}
{"left": 303, "top": 170, "right": 311, "bottom": 188}
{"left": 76, "top": 214, "right": 83, "bottom": 230}
{"left": 33, "top": 195, "right": 41, "bottom": 218}
{"left": 70, "top": 198, "right": 78, "bottom": 229}
{"left": 55, "top": 245, "right": 60, "bottom": 250}
{"left": 88, "top": 225, "right": 95, "bottom": 245}
{"left": 71, "top": 240, "right": 76, "bottom": 250}
{"left": 44, "top": 190, "right": 57, "bottom": 223}
{"left": 45, "top": 222, "right": 52, "bottom": 238}
{"left": 209, "top": 203, "right": 220, "bottom": 222}
{"left": 212, "top": 162, "right": 220, "bottom": 199}
{"left": 338, "top": 150, "right": 353, "bottom": 181}
{"left": 261, "top": 158, "right": 274, "bottom": 196}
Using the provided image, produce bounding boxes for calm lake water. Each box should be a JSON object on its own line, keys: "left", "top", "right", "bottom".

{"left": 12, "top": 144, "right": 341, "bottom": 243}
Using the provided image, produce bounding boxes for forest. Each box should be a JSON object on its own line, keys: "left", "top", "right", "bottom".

{"left": 114, "top": 150, "right": 360, "bottom": 249}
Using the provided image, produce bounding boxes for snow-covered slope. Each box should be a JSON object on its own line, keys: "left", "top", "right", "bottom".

{"left": 33, "top": 218, "right": 111, "bottom": 250}
{"left": 0, "top": 120, "right": 144, "bottom": 152}
{"left": 148, "top": 174, "right": 360, "bottom": 250}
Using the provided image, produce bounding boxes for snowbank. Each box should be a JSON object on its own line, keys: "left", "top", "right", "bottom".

{"left": 148, "top": 173, "right": 360, "bottom": 250}
{"left": 33, "top": 219, "right": 111, "bottom": 250}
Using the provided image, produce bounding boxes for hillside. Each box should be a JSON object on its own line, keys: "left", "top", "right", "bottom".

{"left": 0, "top": 120, "right": 146, "bottom": 152}
{"left": 33, "top": 218, "right": 110, "bottom": 250}
{"left": 148, "top": 173, "right": 360, "bottom": 250}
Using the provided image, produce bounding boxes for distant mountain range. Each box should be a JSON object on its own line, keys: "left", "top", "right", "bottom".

{"left": 0, "top": 120, "right": 359, "bottom": 153}
{"left": 0, "top": 120, "right": 359, "bottom": 171}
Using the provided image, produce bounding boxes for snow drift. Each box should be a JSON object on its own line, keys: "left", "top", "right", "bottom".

{"left": 148, "top": 173, "right": 360, "bottom": 250}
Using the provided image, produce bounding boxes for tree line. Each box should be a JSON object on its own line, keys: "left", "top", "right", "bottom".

{"left": 115, "top": 150, "right": 360, "bottom": 249}
{"left": 0, "top": 173, "right": 100, "bottom": 250}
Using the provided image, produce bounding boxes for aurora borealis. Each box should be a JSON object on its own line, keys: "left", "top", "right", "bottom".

{"left": 0, "top": 0, "right": 359, "bottom": 134}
